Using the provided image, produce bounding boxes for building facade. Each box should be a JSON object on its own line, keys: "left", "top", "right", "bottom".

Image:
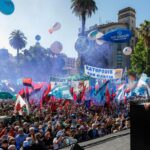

{"left": 76, "top": 7, "right": 137, "bottom": 71}
{"left": 63, "top": 57, "right": 78, "bottom": 75}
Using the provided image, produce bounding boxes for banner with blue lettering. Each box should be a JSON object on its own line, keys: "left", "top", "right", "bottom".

{"left": 84, "top": 65, "right": 123, "bottom": 80}
{"left": 101, "top": 28, "right": 132, "bottom": 43}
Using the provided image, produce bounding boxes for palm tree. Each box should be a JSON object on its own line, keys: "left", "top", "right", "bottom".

{"left": 71, "top": 0, "right": 97, "bottom": 35}
{"left": 138, "top": 20, "right": 150, "bottom": 74}
{"left": 9, "top": 30, "right": 27, "bottom": 59}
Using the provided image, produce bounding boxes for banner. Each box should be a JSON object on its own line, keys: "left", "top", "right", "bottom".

{"left": 84, "top": 65, "right": 123, "bottom": 79}
{"left": 49, "top": 84, "right": 73, "bottom": 100}
{"left": 101, "top": 28, "right": 132, "bottom": 43}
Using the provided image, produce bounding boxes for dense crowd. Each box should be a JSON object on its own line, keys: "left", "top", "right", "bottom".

{"left": 0, "top": 100, "right": 130, "bottom": 150}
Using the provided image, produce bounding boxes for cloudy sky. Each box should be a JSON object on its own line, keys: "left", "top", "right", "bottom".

{"left": 0, "top": 0, "right": 149, "bottom": 58}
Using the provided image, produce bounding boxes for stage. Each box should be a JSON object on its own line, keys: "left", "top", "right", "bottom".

{"left": 62, "top": 129, "right": 130, "bottom": 150}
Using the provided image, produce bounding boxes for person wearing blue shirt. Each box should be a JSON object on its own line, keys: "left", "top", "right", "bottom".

{"left": 15, "top": 128, "right": 28, "bottom": 150}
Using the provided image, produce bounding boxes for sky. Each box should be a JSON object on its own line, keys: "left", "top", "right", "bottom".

{"left": 0, "top": 0, "right": 150, "bottom": 58}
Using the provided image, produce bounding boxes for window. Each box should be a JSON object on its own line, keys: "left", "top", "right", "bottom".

{"left": 117, "top": 63, "right": 122, "bottom": 68}
{"left": 117, "top": 51, "right": 122, "bottom": 54}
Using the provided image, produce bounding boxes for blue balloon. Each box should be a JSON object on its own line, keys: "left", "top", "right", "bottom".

{"left": 35, "top": 35, "right": 41, "bottom": 41}
{"left": 75, "top": 36, "right": 90, "bottom": 54}
{"left": 0, "top": 0, "right": 15, "bottom": 15}
{"left": 101, "top": 28, "right": 132, "bottom": 43}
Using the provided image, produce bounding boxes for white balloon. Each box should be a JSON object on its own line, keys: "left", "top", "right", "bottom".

{"left": 123, "top": 47, "right": 132, "bottom": 55}
{"left": 95, "top": 32, "right": 104, "bottom": 39}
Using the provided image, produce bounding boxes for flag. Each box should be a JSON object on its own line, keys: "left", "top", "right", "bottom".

{"left": 106, "top": 86, "right": 110, "bottom": 106}
{"left": 115, "top": 84, "right": 126, "bottom": 103}
{"left": 49, "top": 84, "right": 73, "bottom": 100}
{"left": 137, "top": 73, "right": 150, "bottom": 96}
{"left": 43, "top": 84, "right": 51, "bottom": 97}
{"left": 32, "top": 82, "right": 45, "bottom": 91}
{"left": 39, "top": 84, "right": 50, "bottom": 109}
{"left": 22, "top": 78, "right": 32, "bottom": 86}
{"left": 15, "top": 95, "right": 30, "bottom": 115}
{"left": 73, "top": 92, "right": 77, "bottom": 101}
{"left": 18, "top": 89, "right": 25, "bottom": 98}
{"left": 81, "top": 86, "right": 86, "bottom": 101}
{"left": 126, "top": 73, "right": 150, "bottom": 98}
{"left": 25, "top": 87, "right": 29, "bottom": 101}
{"left": 92, "top": 81, "right": 109, "bottom": 105}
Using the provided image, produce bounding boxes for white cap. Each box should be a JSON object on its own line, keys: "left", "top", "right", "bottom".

{"left": 8, "top": 145, "right": 16, "bottom": 150}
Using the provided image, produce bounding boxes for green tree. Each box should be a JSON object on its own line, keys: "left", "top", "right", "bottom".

{"left": 71, "top": 0, "right": 97, "bottom": 35}
{"left": 138, "top": 20, "right": 150, "bottom": 75}
{"left": 9, "top": 30, "right": 27, "bottom": 59}
{"left": 131, "top": 38, "right": 146, "bottom": 74}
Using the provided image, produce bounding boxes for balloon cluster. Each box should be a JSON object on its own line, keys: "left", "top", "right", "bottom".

{"left": 0, "top": 0, "right": 15, "bottom": 15}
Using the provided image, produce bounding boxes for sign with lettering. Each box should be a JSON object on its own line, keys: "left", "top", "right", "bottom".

{"left": 101, "top": 28, "right": 132, "bottom": 43}
{"left": 84, "top": 65, "right": 123, "bottom": 79}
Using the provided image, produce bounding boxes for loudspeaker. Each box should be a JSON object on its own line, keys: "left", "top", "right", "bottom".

{"left": 70, "top": 143, "right": 84, "bottom": 150}
{"left": 131, "top": 101, "right": 150, "bottom": 150}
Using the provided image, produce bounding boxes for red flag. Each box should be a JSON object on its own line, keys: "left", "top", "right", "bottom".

{"left": 18, "top": 89, "right": 25, "bottom": 98}
{"left": 124, "top": 96, "right": 127, "bottom": 105}
{"left": 51, "top": 103, "right": 57, "bottom": 112}
{"left": 25, "top": 87, "right": 29, "bottom": 101}
{"left": 81, "top": 86, "right": 86, "bottom": 101}
{"left": 16, "top": 103, "right": 21, "bottom": 111}
{"left": 32, "top": 82, "right": 44, "bottom": 91}
{"left": 70, "top": 87, "right": 74, "bottom": 95}
{"left": 73, "top": 92, "right": 77, "bottom": 101}
{"left": 40, "top": 84, "right": 51, "bottom": 109}
{"left": 106, "top": 86, "right": 110, "bottom": 106}
{"left": 44, "top": 84, "right": 51, "bottom": 97}
{"left": 23, "top": 78, "right": 32, "bottom": 86}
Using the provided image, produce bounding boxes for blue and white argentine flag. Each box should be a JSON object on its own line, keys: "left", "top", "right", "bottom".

{"left": 49, "top": 84, "right": 73, "bottom": 100}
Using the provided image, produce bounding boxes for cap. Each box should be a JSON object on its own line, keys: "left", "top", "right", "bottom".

{"left": 8, "top": 145, "right": 16, "bottom": 150}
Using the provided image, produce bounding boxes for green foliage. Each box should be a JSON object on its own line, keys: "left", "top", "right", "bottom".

{"left": 131, "top": 20, "right": 150, "bottom": 76}
{"left": 131, "top": 38, "right": 146, "bottom": 74}
{"left": 131, "top": 38, "right": 150, "bottom": 76}
{"left": 71, "top": 0, "right": 97, "bottom": 35}
{"left": 139, "top": 20, "right": 150, "bottom": 48}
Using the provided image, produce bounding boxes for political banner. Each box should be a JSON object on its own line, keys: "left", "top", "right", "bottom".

{"left": 101, "top": 28, "right": 132, "bottom": 43}
{"left": 84, "top": 65, "right": 123, "bottom": 79}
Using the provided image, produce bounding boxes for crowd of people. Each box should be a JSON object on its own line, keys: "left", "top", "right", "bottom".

{"left": 0, "top": 100, "right": 130, "bottom": 150}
